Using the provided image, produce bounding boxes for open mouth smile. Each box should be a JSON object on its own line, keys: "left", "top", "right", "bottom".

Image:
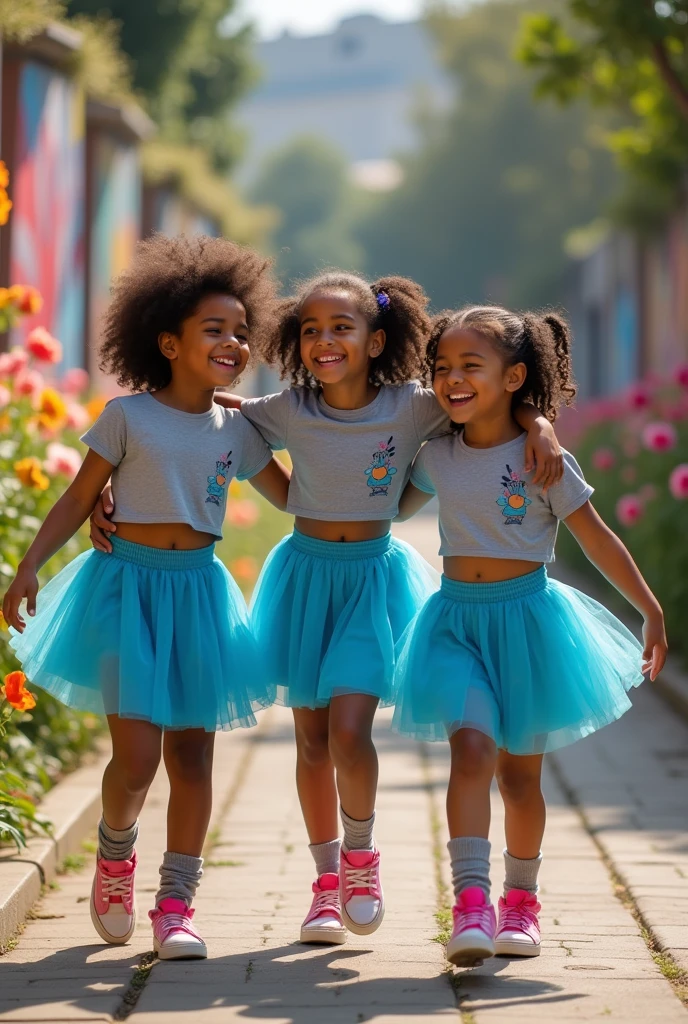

{"left": 313, "top": 353, "right": 346, "bottom": 366}
{"left": 447, "top": 391, "right": 476, "bottom": 407}
{"left": 211, "top": 356, "right": 240, "bottom": 368}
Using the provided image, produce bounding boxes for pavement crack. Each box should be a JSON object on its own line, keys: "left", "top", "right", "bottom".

{"left": 112, "top": 951, "right": 157, "bottom": 1021}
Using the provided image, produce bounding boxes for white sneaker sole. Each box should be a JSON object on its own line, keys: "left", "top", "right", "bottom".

{"left": 300, "top": 924, "right": 348, "bottom": 945}
{"left": 341, "top": 901, "right": 385, "bottom": 936}
{"left": 447, "top": 928, "right": 495, "bottom": 967}
{"left": 89, "top": 888, "right": 136, "bottom": 945}
{"left": 495, "top": 937, "right": 541, "bottom": 957}
{"left": 154, "top": 937, "right": 208, "bottom": 960}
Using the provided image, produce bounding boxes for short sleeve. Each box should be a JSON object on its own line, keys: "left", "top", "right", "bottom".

{"left": 546, "top": 451, "right": 594, "bottom": 520}
{"left": 240, "top": 390, "right": 292, "bottom": 450}
{"left": 410, "top": 444, "right": 437, "bottom": 496}
{"left": 80, "top": 399, "right": 126, "bottom": 467}
{"left": 235, "top": 417, "right": 273, "bottom": 481}
{"left": 410, "top": 382, "right": 449, "bottom": 443}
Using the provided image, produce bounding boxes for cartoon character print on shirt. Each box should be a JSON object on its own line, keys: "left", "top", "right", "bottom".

{"left": 496, "top": 464, "right": 532, "bottom": 525}
{"left": 206, "top": 452, "right": 232, "bottom": 506}
{"left": 365, "top": 436, "right": 398, "bottom": 497}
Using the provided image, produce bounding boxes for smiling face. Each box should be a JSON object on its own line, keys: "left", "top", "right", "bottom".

{"left": 299, "top": 290, "right": 385, "bottom": 386}
{"left": 432, "top": 326, "right": 526, "bottom": 425}
{"left": 159, "top": 293, "right": 250, "bottom": 390}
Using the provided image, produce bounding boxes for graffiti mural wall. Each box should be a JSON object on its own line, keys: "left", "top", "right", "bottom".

{"left": 9, "top": 60, "right": 86, "bottom": 368}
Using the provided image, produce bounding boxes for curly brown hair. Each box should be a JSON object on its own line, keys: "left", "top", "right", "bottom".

{"left": 424, "top": 305, "right": 577, "bottom": 421}
{"left": 99, "top": 234, "right": 276, "bottom": 392}
{"left": 261, "top": 270, "right": 430, "bottom": 387}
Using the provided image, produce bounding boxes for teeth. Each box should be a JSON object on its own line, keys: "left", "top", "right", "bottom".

{"left": 316, "top": 355, "right": 343, "bottom": 363}
{"left": 213, "top": 357, "right": 238, "bottom": 366}
{"left": 449, "top": 393, "right": 474, "bottom": 401}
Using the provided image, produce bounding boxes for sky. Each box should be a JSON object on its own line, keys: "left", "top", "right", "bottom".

{"left": 238, "top": 0, "right": 424, "bottom": 39}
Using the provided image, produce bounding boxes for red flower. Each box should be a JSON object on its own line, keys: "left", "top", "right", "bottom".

{"left": 26, "top": 327, "right": 63, "bottom": 365}
{"left": 2, "top": 671, "right": 37, "bottom": 711}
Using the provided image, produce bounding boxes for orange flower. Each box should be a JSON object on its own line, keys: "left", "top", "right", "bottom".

{"left": 9, "top": 285, "right": 42, "bottom": 316}
{"left": 1, "top": 671, "right": 37, "bottom": 711}
{"left": 0, "top": 610, "right": 7, "bottom": 631}
{"left": 228, "top": 478, "right": 243, "bottom": 499}
{"left": 0, "top": 288, "right": 10, "bottom": 309}
{"left": 37, "top": 387, "right": 67, "bottom": 432}
{"left": 0, "top": 161, "right": 9, "bottom": 189}
{"left": 86, "top": 395, "right": 108, "bottom": 422}
{"left": 229, "top": 555, "right": 259, "bottom": 585}
{"left": 15, "top": 456, "right": 50, "bottom": 490}
{"left": 0, "top": 189, "right": 12, "bottom": 227}
{"left": 0, "top": 412, "right": 10, "bottom": 433}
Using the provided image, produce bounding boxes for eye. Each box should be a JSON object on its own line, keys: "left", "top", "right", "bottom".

{"left": 464, "top": 362, "right": 480, "bottom": 369}
{"left": 302, "top": 326, "right": 318, "bottom": 336}
{"left": 334, "top": 323, "right": 351, "bottom": 331}
{"left": 434, "top": 364, "right": 448, "bottom": 374}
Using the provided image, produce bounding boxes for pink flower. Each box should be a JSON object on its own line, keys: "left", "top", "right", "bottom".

{"left": 669, "top": 464, "right": 688, "bottom": 500}
{"left": 66, "top": 402, "right": 90, "bottom": 430}
{"left": 0, "top": 384, "right": 10, "bottom": 409}
{"left": 13, "top": 368, "right": 44, "bottom": 399}
{"left": 616, "top": 494, "right": 644, "bottom": 527}
{"left": 621, "top": 465, "right": 637, "bottom": 483}
{"left": 627, "top": 384, "right": 652, "bottom": 410}
{"left": 26, "top": 327, "right": 63, "bottom": 364}
{"left": 675, "top": 364, "right": 688, "bottom": 389}
{"left": 641, "top": 421, "right": 677, "bottom": 452}
{"left": 591, "top": 447, "right": 615, "bottom": 471}
{"left": 0, "top": 347, "right": 29, "bottom": 376}
{"left": 61, "top": 367, "right": 90, "bottom": 395}
{"left": 44, "top": 442, "right": 82, "bottom": 479}
{"left": 225, "top": 499, "right": 260, "bottom": 529}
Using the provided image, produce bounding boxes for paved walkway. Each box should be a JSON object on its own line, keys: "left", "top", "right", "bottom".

{"left": 1, "top": 517, "right": 686, "bottom": 1022}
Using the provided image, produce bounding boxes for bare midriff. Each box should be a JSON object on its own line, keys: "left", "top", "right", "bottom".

{"left": 112, "top": 522, "right": 216, "bottom": 550}
{"left": 295, "top": 516, "right": 392, "bottom": 543}
{"left": 443, "top": 555, "right": 544, "bottom": 583}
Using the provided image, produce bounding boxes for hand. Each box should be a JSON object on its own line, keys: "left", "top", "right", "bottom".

{"left": 642, "top": 612, "right": 668, "bottom": 681}
{"left": 2, "top": 564, "right": 39, "bottom": 633}
{"left": 525, "top": 420, "right": 564, "bottom": 493}
{"left": 90, "top": 484, "right": 115, "bottom": 554}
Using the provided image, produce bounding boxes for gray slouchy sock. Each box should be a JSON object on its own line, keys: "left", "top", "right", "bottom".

{"left": 448, "top": 836, "right": 491, "bottom": 901}
{"left": 340, "top": 808, "right": 375, "bottom": 852}
{"left": 503, "top": 849, "right": 542, "bottom": 896}
{"left": 309, "top": 839, "right": 341, "bottom": 876}
{"left": 98, "top": 817, "right": 138, "bottom": 862}
{"left": 156, "top": 851, "right": 204, "bottom": 907}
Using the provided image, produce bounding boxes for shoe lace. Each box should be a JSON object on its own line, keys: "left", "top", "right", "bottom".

{"left": 343, "top": 864, "right": 377, "bottom": 893}
{"left": 99, "top": 871, "right": 133, "bottom": 900}
{"left": 311, "top": 889, "right": 339, "bottom": 913}
{"left": 454, "top": 904, "right": 491, "bottom": 930}
{"left": 156, "top": 911, "right": 199, "bottom": 941}
{"left": 500, "top": 903, "right": 537, "bottom": 930}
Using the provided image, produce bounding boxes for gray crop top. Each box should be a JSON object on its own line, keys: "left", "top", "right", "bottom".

{"left": 411, "top": 431, "right": 593, "bottom": 562}
{"left": 81, "top": 393, "right": 272, "bottom": 539}
{"left": 240, "top": 382, "right": 448, "bottom": 521}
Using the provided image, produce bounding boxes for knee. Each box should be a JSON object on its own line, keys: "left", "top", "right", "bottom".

{"left": 450, "top": 730, "right": 496, "bottom": 782}
{"left": 113, "top": 749, "right": 160, "bottom": 794}
{"left": 496, "top": 764, "right": 542, "bottom": 804}
{"left": 296, "top": 726, "right": 331, "bottom": 768}
{"left": 328, "top": 721, "right": 370, "bottom": 769}
{"left": 165, "top": 736, "right": 214, "bottom": 785}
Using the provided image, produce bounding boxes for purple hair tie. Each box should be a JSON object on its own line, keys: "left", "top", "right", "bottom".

{"left": 376, "top": 290, "right": 391, "bottom": 310}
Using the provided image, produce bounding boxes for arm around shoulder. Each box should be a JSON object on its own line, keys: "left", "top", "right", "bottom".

{"left": 247, "top": 456, "right": 291, "bottom": 511}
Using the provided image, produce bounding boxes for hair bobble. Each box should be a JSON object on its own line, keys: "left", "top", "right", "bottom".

{"left": 376, "top": 290, "right": 391, "bottom": 311}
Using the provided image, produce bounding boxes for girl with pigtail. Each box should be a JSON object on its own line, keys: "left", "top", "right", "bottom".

{"left": 394, "top": 306, "right": 667, "bottom": 967}
{"left": 91, "top": 272, "right": 562, "bottom": 945}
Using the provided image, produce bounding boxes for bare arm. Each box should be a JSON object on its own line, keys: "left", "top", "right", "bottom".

{"left": 213, "top": 392, "right": 244, "bottom": 411}
{"left": 3, "top": 450, "right": 116, "bottom": 631}
{"left": 247, "top": 457, "right": 291, "bottom": 512}
{"left": 514, "top": 403, "right": 563, "bottom": 491}
{"left": 396, "top": 481, "right": 434, "bottom": 522}
{"left": 564, "top": 501, "right": 667, "bottom": 680}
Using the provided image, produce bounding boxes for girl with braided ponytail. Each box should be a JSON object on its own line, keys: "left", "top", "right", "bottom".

{"left": 394, "top": 305, "right": 666, "bottom": 967}
{"left": 215, "top": 274, "right": 561, "bottom": 944}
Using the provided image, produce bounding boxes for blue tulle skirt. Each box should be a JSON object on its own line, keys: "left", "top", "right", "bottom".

{"left": 9, "top": 537, "right": 273, "bottom": 731}
{"left": 392, "top": 567, "right": 644, "bottom": 753}
{"left": 250, "top": 530, "right": 439, "bottom": 709}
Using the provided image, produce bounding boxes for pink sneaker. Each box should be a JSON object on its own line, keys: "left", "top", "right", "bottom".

{"left": 149, "top": 898, "right": 207, "bottom": 960}
{"left": 446, "top": 886, "right": 496, "bottom": 967}
{"left": 339, "top": 848, "right": 384, "bottom": 935}
{"left": 90, "top": 852, "right": 137, "bottom": 944}
{"left": 495, "top": 888, "right": 541, "bottom": 957}
{"left": 300, "top": 873, "right": 347, "bottom": 945}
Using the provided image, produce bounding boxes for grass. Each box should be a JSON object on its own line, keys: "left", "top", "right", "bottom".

{"left": 205, "top": 858, "right": 244, "bottom": 868}
{"left": 57, "top": 853, "right": 87, "bottom": 874}
{"left": 113, "top": 952, "right": 158, "bottom": 1021}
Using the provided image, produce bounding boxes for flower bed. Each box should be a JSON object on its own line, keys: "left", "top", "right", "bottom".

{"left": 557, "top": 369, "right": 688, "bottom": 664}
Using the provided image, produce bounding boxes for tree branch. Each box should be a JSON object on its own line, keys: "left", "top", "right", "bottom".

{"left": 650, "top": 36, "right": 688, "bottom": 122}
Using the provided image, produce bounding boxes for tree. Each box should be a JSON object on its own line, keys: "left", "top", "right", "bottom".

{"left": 251, "top": 137, "right": 365, "bottom": 289}
{"left": 65, "top": 0, "right": 254, "bottom": 170}
{"left": 518, "top": 0, "right": 688, "bottom": 230}
{"left": 356, "top": 0, "right": 618, "bottom": 310}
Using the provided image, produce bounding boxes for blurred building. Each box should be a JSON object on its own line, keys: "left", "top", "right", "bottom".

{"left": 237, "top": 14, "right": 453, "bottom": 188}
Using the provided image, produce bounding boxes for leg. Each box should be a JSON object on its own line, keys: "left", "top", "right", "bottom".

{"left": 163, "top": 729, "right": 216, "bottom": 857}
{"left": 496, "top": 751, "right": 545, "bottom": 861}
{"left": 328, "top": 693, "right": 379, "bottom": 824}
{"left": 447, "top": 727, "right": 498, "bottom": 840}
{"left": 102, "top": 715, "right": 162, "bottom": 830}
{"left": 293, "top": 707, "right": 338, "bottom": 845}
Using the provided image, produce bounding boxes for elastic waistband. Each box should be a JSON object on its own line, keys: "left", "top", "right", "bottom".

{"left": 106, "top": 536, "right": 215, "bottom": 570}
{"left": 441, "top": 565, "right": 547, "bottom": 604}
{"left": 289, "top": 529, "right": 392, "bottom": 561}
